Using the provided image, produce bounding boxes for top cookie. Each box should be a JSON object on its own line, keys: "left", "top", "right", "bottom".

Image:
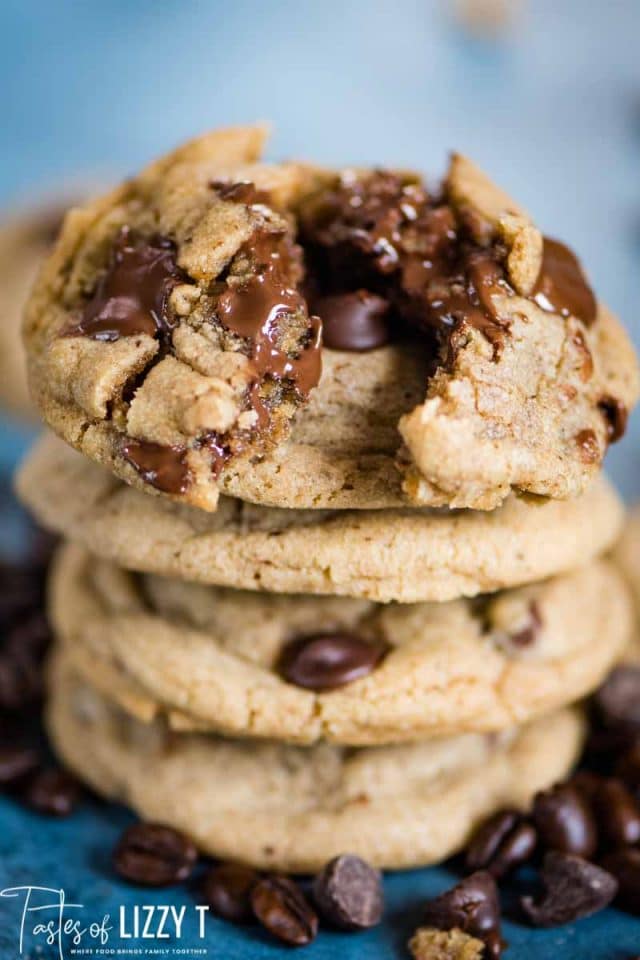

{"left": 25, "top": 126, "right": 639, "bottom": 512}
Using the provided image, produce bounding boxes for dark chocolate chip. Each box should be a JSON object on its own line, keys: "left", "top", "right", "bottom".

{"left": 599, "top": 395, "right": 628, "bottom": 443}
{"left": 203, "top": 863, "right": 259, "bottom": 924}
{"left": 593, "top": 666, "right": 640, "bottom": 736}
{"left": 314, "top": 291, "right": 390, "bottom": 351}
{"left": 593, "top": 778, "right": 640, "bottom": 848}
{"left": 278, "top": 632, "right": 389, "bottom": 691}
{"left": 508, "top": 601, "right": 542, "bottom": 648}
{"left": 521, "top": 852, "right": 617, "bottom": 927}
{"left": 312, "top": 854, "right": 383, "bottom": 930}
{"left": 421, "top": 871, "right": 502, "bottom": 959}
{"left": 601, "top": 847, "right": 640, "bottom": 914}
{"left": 23, "top": 768, "right": 82, "bottom": 817}
{"left": 532, "top": 783, "right": 597, "bottom": 858}
{"left": 465, "top": 810, "right": 537, "bottom": 880}
{"left": 575, "top": 428, "right": 600, "bottom": 464}
{"left": 533, "top": 237, "right": 597, "bottom": 326}
{"left": 113, "top": 822, "right": 198, "bottom": 886}
{"left": 0, "top": 745, "right": 40, "bottom": 788}
{"left": 251, "top": 875, "right": 318, "bottom": 946}
{"left": 122, "top": 439, "right": 192, "bottom": 495}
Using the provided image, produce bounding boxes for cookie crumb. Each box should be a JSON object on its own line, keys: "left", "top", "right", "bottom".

{"left": 409, "top": 927, "right": 485, "bottom": 960}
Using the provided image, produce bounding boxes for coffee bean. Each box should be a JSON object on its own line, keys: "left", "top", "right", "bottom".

{"left": 601, "top": 847, "right": 640, "bottom": 914}
{"left": 313, "top": 854, "right": 383, "bottom": 930}
{"left": 203, "top": 863, "right": 259, "bottom": 924}
{"left": 593, "top": 666, "right": 640, "bottom": 737}
{"left": 568, "top": 770, "right": 603, "bottom": 801}
{"left": 521, "top": 852, "right": 617, "bottom": 927}
{"left": 23, "top": 768, "right": 82, "bottom": 816}
{"left": 465, "top": 810, "right": 537, "bottom": 880}
{"left": 615, "top": 743, "right": 640, "bottom": 795}
{"left": 113, "top": 822, "right": 198, "bottom": 886}
{"left": 593, "top": 778, "right": 640, "bottom": 848}
{"left": 421, "top": 871, "right": 502, "bottom": 959}
{"left": 314, "top": 291, "right": 391, "bottom": 351}
{"left": 251, "top": 875, "right": 318, "bottom": 946}
{"left": 278, "top": 632, "right": 388, "bottom": 691}
{"left": 0, "top": 745, "right": 40, "bottom": 788}
{"left": 532, "top": 783, "right": 597, "bottom": 858}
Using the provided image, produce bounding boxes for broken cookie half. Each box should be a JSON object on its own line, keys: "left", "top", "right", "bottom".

{"left": 24, "top": 125, "right": 639, "bottom": 511}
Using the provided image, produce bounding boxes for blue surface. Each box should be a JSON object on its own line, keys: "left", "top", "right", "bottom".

{"left": 1, "top": 1, "right": 640, "bottom": 956}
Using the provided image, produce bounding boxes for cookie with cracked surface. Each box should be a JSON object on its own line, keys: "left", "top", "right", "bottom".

{"left": 47, "top": 651, "right": 583, "bottom": 872}
{"left": 25, "top": 127, "right": 639, "bottom": 512}
{"left": 0, "top": 202, "right": 72, "bottom": 418}
{"left": 50, "top": 542, "right": 629, "bottom": 745}
{"left": 17, "top": 434, "right": 625, "bottom": 604}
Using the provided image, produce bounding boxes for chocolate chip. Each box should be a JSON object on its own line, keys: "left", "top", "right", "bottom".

{"left": 113, "top": 822, "right": 198, "bottom": 886}
{"left": 593, "top": 778, "right": 640, "bottom": 848}
{"left": 278, "top": 632, "right": 389, "bottom": 691}
{"left": 532, "top": 783, "right": 597, "bottom": 858}
{"left": 251, "top": 875, "right": 318, "bottom": 946}
{"left": 508, "top": 601, "right": 542, "bottom": 648}
{"left": 594, "top": 666, "right": 640, "bottom": 737}
{"left": 601, "top": 847, "right": 640, "bottom": 914}
{"left": 202, "top": 863, "right": 259, "bottom": 924}
{"left": 575, "top": 428, "right": 600, "bottom": 464}
{"left": 122, "top": 439, "right": 192, "bottom": 495}
{"left": 465, "top": 810, "right": 537, "bottom": 879}
{"left": 312, "top": 854, "right": 383, "bottom": 930}
{"left": 314, "top": 291, "right": 390, "bottom": 351}
{"left": 0, "top": 745, "right": 40, "bottom": 788}
{"left": 533, "top": 237, "right": 597, "bottom": 326}
{"left": 23, "top": 768, "right": 82, "bottom": 817}
{"left": 421, "top": 871, "right": 502, "bottom": 959}
{"left": 599, "top": 395, "right": 628, "bottom": 443}
{"left": 521, "top": 852, "right": 617, "bottom": 927}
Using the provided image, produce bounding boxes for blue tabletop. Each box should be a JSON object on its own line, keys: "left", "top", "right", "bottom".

{"left": 1, "top": 1, "right": 640, "bottom": 956}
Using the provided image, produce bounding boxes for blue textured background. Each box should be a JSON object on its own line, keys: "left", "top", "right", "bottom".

{"left": 1, "top": 1, "right": 640, "bottom": 956}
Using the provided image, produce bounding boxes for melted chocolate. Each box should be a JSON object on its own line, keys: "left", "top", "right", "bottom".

{"left": 598, "top": 395, "right": 628, "bottom": 443}
{"left": 66, "top": 229, "right": 184, "bottom": 341}
{"left": 121, "top": 439, "right": 191, "bottom": 494}
{"left": 533, "top": 238, "right": 597, "bottom": 326}
{"left": 313, "top": 290, "right": 390, "bottom": 351}
{"left": 210, "top": 180, "right": 271, "bottom": 206}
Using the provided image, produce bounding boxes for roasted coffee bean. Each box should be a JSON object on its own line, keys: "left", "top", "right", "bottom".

{"left": 616, "top": 743, "right": 640, "bottom": 795}
{"left": 521, "top": 852, "right": 617, "bottom": 927}
{"left": 532, "top": 783, "right": 597, "bottom": 858}
{"left": 251, "top": 875, "right": 318, "bottom": 946}
{"left": 203, "top": 863, "right": 259, "bottom": 924}
{"left": 314, "top": 291, "right": 391, "bottom": 351}
{"left": 593, "top": 666, "right": 640, "bottom": 737}
{"left": 0, "top": 745, "right": 40, "bottom": 788}
{"left": 23, "top": 768, "right": 82, "bottom": 817}
{"left": 465, "top": 810, "right": 537, "bottom": 880}
{"left": 421, "top": 871, "right": 502, "bottom": 959}
{"left": 278, "top": 632, "right": 388, "bottom": 691}
{"left": 113, "top": 822, "right": 198, "bottom": 886}
{"left": 593, "top": 778, "right": 640, "bottom": 848}
{"left": 568, "top": 770, "right": 603, "bottom": 801}
{"left": 313, "top": 854, "right": 383, "bottom": 930}
{"left": 601, "top": 848, "right": 640, "bottom": 914}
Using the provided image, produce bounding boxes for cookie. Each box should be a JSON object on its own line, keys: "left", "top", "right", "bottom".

{"left": 24, "top": 126, "right": 639, "bottom": 512}
{"left": 50, "top": 542, "right": 629, "bottom": 745}
{"left": 17, "top": 434, "right": 625, "bottom": 604}
{"left": 0, "top": 203, "right": 69, "bottom": 418}
{"left": 47, "top": 651, "right": 584, "bottom": 872}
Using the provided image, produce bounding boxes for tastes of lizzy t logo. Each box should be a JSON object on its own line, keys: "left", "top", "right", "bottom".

{"left": 0, "top": 886, "right": 211, "bottom": 959}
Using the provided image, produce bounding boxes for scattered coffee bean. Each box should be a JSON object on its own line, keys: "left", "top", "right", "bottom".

{"left": 23, "top": 768, "right": 82, "bottom": 817}
{"left": 568, "top": 770, "right": 603, "bottom": 801}
{"left": 465, "top": 810, "right": 537, "bottom": 880}
{"left": 615, "top": 743, "right": 640, "bottom": 795}
{"left": 421, "top": 871, "right": 502, "bottom": 959}
{"left": 521, "top": 852, "right": 617, "bottom": 927}
{"left": 251, "top": 875, "right": 318, "bottom": 946}
{"left": 593, "top": 778, "right": 640, "bottom": 848}
{"left": 278, "top": 632, "right": 388, "bottom": 691}
{"left": 113, "top": 822, "right": 198, "bottom": 886}
{"left": 532, "top": 783, "right": 597, "bottom": 858}
{"left": 203, "top": 863, "right": 259, "bottom": 924}
{"left": 313, "top": 854, "right": 383, "bottom": 930}
{"left": 602, "top": 848, "right": 640, "bottom": 915}
{"left": 593, "top": 666, "right": 640, "bottom": 737}
{"left": 0, "top": 745, "right": 41, "bottom": 788}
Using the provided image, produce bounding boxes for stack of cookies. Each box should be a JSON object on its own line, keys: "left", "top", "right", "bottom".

{"left": 15, "top": 126, "right": 640, "bottom": 873}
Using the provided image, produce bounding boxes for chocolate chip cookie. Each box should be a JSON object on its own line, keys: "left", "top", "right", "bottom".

{"left": 24, "top": 127, "right": 639, "bottom": 511}
{"left": 17, "top": 433, "right": 624, "bottom": 603}
{"left": 47, "top": 650, "right": 583, "bottom": 871}
{"left": 50, "top": 542, "right": 629, "bottom": 745}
